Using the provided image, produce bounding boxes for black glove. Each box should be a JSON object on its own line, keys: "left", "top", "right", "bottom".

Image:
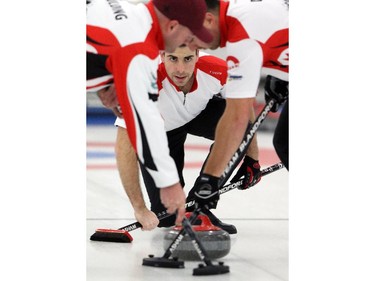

{"left": 264, "top": 75, "right": 289, "bottom": 112}
{"left": 231, "top": 156, "right": 261, "bottom": 190}
{"left": 193, "top": 174, "right": 220, "bottom": 209}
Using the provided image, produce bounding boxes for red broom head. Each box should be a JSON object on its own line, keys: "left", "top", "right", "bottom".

{"left": 90, "top": 229, "right": 133, "bottom": 243}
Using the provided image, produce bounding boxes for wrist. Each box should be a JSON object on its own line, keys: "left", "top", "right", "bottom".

{"left": 199, "top": 173, "right": 220, "bottom": 184}
{"left": 133, "top": 203, "right": 148, "bottom": 213}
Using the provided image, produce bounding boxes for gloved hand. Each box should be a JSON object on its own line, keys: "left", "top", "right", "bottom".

{"left": 231, "top": 156, "right": 261, "bottom": 190}
{"left": 193, "top": 174, "right": 220, "bottom": 209}
{"left": 264, "top": 75, "right": 289, "bottom": 112}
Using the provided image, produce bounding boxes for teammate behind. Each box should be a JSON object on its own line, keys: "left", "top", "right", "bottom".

{"left": 86, "top": 0, "right": 213, "bottom": 225}
{"left": 184, "top": 0, "right": 289, "bottom": 208}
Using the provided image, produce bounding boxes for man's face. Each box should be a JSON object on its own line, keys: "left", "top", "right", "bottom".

{"left": 161, "top": 46, "right": 198, "bottom": 88}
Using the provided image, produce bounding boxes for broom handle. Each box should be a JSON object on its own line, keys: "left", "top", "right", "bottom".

{"left": 118, "top": 161, "right": 284, "bottom": 232}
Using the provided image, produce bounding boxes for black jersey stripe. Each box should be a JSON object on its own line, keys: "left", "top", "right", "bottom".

{"left": 134, "top": 107, "right": 158, "bottom": 171}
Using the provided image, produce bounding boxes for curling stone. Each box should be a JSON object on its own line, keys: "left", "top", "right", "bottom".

{"left": 163, "top": 213, "right": 231, "bottom": 261}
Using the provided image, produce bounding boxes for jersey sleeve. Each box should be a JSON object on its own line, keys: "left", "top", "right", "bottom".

{"left": 225, "top": 38, "right": 263, "bottom": 99}
{"left": 108, "top": 46, "right": 179, "bottom": 188}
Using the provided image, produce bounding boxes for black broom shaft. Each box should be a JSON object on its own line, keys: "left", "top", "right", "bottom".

{"left": 118, "top": 161, "right": 284, "bottom": 232}
{"left": 180, "top": 208, "right": 213, "bottom": 266}
{"left": 219, "top": 98, "right": 276, "bottom": 186}
{"left": 162, "top": 209, "right": 201, "bottom": 258}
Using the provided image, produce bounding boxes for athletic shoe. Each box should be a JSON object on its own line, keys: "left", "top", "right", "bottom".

{"left": 202, "top": 208, "right": 237, "bottom": 234}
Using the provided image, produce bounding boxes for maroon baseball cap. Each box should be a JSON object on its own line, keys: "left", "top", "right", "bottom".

{"left": 153, "top": 0, "right": 213, "bottom": 43}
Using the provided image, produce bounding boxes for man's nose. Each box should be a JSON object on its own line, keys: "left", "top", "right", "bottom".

{"left": 176, "top": 62, "right": 185, "bottom": 73}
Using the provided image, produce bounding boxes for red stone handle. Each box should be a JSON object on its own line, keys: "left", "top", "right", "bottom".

{"left": 176, "top": 212, "right": 221, "bottom": 232}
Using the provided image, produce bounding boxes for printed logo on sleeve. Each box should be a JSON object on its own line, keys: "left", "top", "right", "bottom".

{"left": 228, "top": 75, "right": 243, "bottom": 81}
{"left": 148, "top": 72, "right": 158, "bottom": 102}
{"left": 150, "top": 72, "right": 157, "bottom": 90}
{"left": 278, "top": 48, "right": 289, "bottom": 66}
{"left": 226, "top": 56, "right": 240, "bottom": 70}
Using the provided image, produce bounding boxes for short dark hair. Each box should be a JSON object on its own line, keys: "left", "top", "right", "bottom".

{"left": 177, "top": 44, "right": 199, "bottom": 55}
{"left": 205, "top": 0, "right": 220, "bottom": 12}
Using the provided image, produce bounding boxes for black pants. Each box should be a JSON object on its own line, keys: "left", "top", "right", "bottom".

{"left": 139, "top": 98, "right": 226, "bottom": 226}
{"left": 273, "top": 99, "right": 289, "bottom": 170}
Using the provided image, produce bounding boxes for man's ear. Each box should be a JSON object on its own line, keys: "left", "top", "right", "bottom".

{"left": 166, "top": 20, "right": 179, "bottom": 34}
{"left": 204, "top": 12, "right": 215, "bottom": 26}
{"left": 160, "top": 51, "right": 166, "bottom": 62}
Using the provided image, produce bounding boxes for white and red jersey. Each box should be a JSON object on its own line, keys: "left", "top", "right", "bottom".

{"left": 116, "top": 53, "right": 227, "bottom": 131}
{"left": 219, "top": 0, "right": 289, "bottom": 99}
{"left": 87, "top": 0, "right": 179, "bottom": 188}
